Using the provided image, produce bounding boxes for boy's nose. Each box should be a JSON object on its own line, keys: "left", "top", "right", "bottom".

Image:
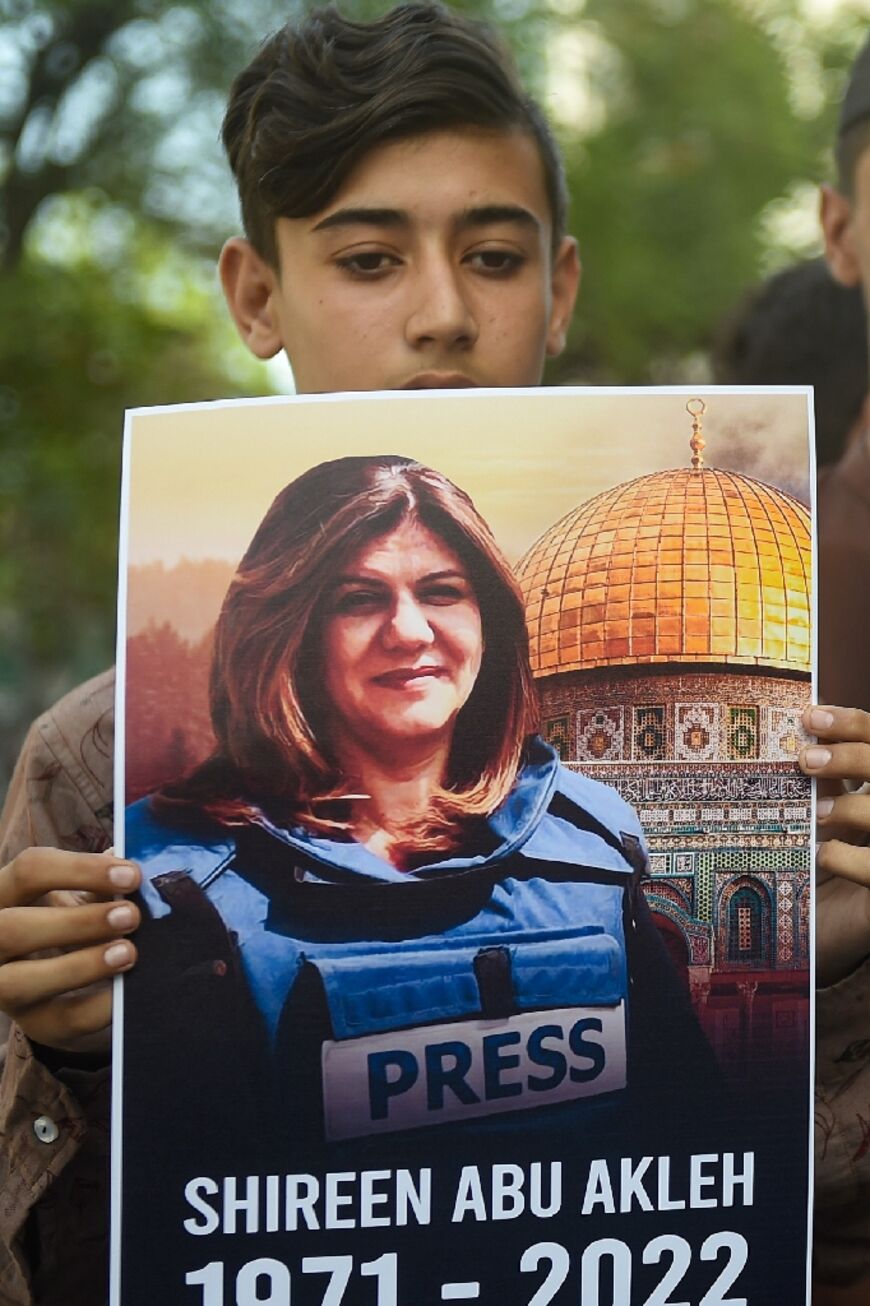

{"left": 405, "top": 261, "right": 478, "bottom": 351}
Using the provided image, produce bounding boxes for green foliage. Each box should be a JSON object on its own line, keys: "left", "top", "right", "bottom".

{"left": 549, "top": 0, "right": 860, "bottom": 382}
{"left": 0, "top": 199, "right": 266, "bottom": 758}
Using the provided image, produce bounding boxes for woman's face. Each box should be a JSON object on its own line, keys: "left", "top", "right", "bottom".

{"left": 320, "top": 518, "right": 484, "bottom": 762}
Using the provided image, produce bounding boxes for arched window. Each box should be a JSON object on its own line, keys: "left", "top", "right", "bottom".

{"left": 727, "top": 886, "right": 765, "bottom": 964}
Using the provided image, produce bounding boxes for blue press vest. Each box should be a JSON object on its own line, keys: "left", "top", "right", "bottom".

{"left": 127, "top": 742, "right": 645, "bottom": 1137}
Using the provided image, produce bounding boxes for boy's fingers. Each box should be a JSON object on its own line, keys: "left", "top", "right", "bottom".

{"left": 0, "top": 849, "right": 139, "bottom": 909}
{"left": 816, "top": 791, "right": 870, "bottom": 836}
{"left": 815, "top": 838, "right": 870, "bottom": 888}
{"left": 799, "top": 741, "right": 870, "bottom": 782}
{"left": 0, "top": 900, "right": 140, "bottom": 965}
{"left": 0, "top": 940, "right": 136, "bottom": 1016}
{"left": 803, "top": 704, "right": 870, "bottom": 743}
{"left": 18, "top": 988, "right": 114, "bottom": 1051}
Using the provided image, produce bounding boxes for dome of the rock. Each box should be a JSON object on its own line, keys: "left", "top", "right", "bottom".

{"left": 516, "top": 465, "right": 811, "bottom": 676}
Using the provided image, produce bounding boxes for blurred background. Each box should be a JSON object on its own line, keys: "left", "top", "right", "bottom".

{"left": 0, "top": 0, "right": 867, "bottom": 788}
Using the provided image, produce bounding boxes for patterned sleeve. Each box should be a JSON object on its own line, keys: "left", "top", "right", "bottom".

{"left": 815, "top": 955, "right": 870, "bottom": 1287}
{"left": 0, "top": 671, "right": 115, "bottom": 865}
{"left": 0, "top": 672, "right": 115, "bottom": 1305}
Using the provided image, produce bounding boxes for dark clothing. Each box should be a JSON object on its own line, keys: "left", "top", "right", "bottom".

{"left": 818, "top": 429, "right": 870, "bottom": 710}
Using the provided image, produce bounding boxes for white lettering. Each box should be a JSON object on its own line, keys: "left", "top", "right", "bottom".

{"left": 581, "top": 1153, "right": 749, "bottom": 1219}
{"left": 530, "top": 1163, "right": 562, "bottom": 1218}
{"left": 265, "top": 1175, "right": 280, "bottom": 1233}
{"left": 396, "top": 1169, "right": 432, "bottom": 1226}
{"left": 360, "top": 1171, "right": 391, "bottom": 1228}
{"left": 581, "top": 1160, "right": 616, "bottom": 1216}
{"left": 689, "top": 1154, "right": 719, "bottom": 1209}
{"left": 619, "top": 1157, "right": 653, "bottom": 1213}
{"left": 223, "top": 1175, "right": 259, "bottom": 1234}
{"left": 656, "top": 1157, "right": 685, "bottom": 1212}
{"left": 492, "top": 1164, "right": 525, "bottom": 1220}
{"left": 183, "top": 1177, "right": 220, "bottom": 1235}
{"left": 325, "top": 1172, "right": 356, "bottom": 1229}
{"left": 452, "top": 1166, "right": 487, "bottom": 1222}
{"left": 285, "top": 1175, "right": 319, "bottom": 1231}
{"left": 722, "top": 1151, "right": 754, "bottom": 1207}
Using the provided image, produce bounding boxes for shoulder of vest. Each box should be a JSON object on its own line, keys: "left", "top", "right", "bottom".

{"left": 551, "top": 764, "right": 643, "bottom": 839}
{"left": 514, "top": 765, "right": 644, "bottom": 876}
{"left": 126, "top": 797, "right": 236, "bottom": 919}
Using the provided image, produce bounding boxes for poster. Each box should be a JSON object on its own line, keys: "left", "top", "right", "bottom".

{"left": 113, "top": 386, "right": 814, "bottom": 1305}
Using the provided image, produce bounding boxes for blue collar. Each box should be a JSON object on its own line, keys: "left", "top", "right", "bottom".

{"left": 252, "top": 737, "right": 561, "bottom": 884}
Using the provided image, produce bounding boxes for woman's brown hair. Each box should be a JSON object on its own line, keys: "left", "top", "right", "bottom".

{"left": 156, "top": 455, "right": 539, "bottom": 857}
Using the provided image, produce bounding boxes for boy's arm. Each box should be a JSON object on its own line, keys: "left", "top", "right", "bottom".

{"left": 801, "top": 705, "right": 870, "bottom": 1291}
{"left": 0, "top": 670, "right": 140, "bottom": 1048}
{"left": 0, "top": 672, "right": 140, "bottom": 1304}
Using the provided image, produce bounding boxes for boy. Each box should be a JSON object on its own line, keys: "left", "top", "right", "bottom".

{"left": 0, "top": 6, "right": 579, "bottom": 1302}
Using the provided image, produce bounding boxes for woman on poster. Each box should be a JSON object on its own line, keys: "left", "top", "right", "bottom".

{"left": 124, "top": 455, "right": 714, "bottom": 1157}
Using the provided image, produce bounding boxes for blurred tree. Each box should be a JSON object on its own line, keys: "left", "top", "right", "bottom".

{"left": 0, "top": 0, "right": 866, "bottom": 783}
{"left": 0, "top": 200, "right": 263, "bottom": 762}
{"left": 547, "top": 0, "right": 868, "bottom": 382}
{"left": 0, "top": 1, "right": 289, "bottom": 768}
{"left": 1, "top": 0, "right": 310, "bottom": 266}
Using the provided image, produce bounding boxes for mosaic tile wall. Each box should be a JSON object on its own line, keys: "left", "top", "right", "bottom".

{"left": 536, "top": 668, "right": 811, "bottom": 974}
{"left": 542, "top": 669, "right": 811, "bottom": 765}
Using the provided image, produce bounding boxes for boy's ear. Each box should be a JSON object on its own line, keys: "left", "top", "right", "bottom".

{"left": 820, "top": 185, "right": 862, "bottom": 288}
{"left": 219, "top": 237, "right": 284, "bottom": 358}
{"left": 546, "top": 236, "right": 581, "bottom": 358}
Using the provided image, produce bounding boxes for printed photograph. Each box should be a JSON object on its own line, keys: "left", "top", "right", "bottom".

{"left": 116, "top": 387, "right": 813, "bottom": 1304}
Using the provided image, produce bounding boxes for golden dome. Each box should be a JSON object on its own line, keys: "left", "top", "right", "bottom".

{"left": 516, "top": 466, "right": 811, "bottom": 676}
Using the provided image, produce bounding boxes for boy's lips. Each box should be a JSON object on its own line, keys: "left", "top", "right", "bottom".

{"left": 400, "top": 373, "right": 478, "bottom": 389}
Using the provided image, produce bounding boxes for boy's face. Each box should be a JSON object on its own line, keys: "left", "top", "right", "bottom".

{"left": 220, "top": 127, "right": 580, "bottom": 393}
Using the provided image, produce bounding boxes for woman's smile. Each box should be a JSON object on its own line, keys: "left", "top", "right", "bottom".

{"left": 321, "top": 519, "right": 483, "bottom": 760}
{"left": 372, "top": 664, "right": 447, "bottom": 688}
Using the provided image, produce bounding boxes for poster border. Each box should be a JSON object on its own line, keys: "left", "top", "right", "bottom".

{"left": 109, "top": 382, "right": 816, "bottom": 1306}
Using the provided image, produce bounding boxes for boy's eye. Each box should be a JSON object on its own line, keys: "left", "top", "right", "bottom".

{"left": 465, "top": 248, "right": 525, "bottom": 275}
{"left": 335, "top": 251, "right": 400, "bottom": 277}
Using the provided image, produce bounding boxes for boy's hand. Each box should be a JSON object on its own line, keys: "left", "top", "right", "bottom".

{"left": 800, "top": 705, "right": 870, "bottom": 986}
{"left": 0, "top": 848, "right": 140, "bottom": 1053}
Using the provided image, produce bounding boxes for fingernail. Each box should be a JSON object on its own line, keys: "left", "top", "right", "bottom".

{"left": 104, "top": 942, "right": 134, "bottom": 970}
{"left": 816, "top": 798, "right": 834, "bottom": 818}
{"left": 804, "top": 747, "right": 832, "bottom": 770}
{"left": 809, "top": 708, "right": 835, "bottom": 730}
{"left": 107, "top": 904, "right": 135, "bottom": 931}
{"left": 108, "top": 864, "right": 136, "bottom": 889}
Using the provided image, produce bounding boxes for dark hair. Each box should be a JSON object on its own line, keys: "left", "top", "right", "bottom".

{"left": 157, "top": 455, "right": 539, "bottom": 857}
{"left": 836, "top": 34, "right": 870, "bottom": 195}
{"left": 711, "top": 258, "right": 867, "bottom": 468}
{"left": 221, "top": 3, "right": 567, "bottom": 264}
{"left": 836, "top": 118, "right": 870, "bottom": 196}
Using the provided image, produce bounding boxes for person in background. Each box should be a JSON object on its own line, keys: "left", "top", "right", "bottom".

{"left": 711, "top": 256, "right": 867, "bottom": 470}
{"left": 710, "top": 251, "right": 870, "bottom": 719}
